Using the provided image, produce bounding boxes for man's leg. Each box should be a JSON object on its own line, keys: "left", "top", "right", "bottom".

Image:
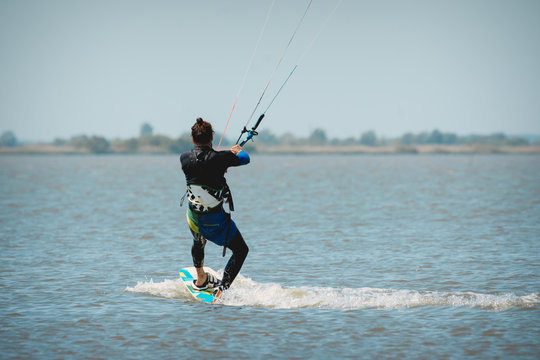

{"left": 191, "top": 230, "right": 207, "bottom": 287}
{"left": 221, "top": 230, "right": 249, "bottom": 290}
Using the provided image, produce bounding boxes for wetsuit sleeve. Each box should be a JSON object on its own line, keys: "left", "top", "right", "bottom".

{"left": 236, "top": 150, "right": 250, "bottom": 165}
{"left": 219, "top": 150, "right": 249, "bottom": 168}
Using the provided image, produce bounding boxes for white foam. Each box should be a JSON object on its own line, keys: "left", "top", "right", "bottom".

{"left": 125, "top": 278, "right": 190, "bottom": 299}
{"left": 125, "top": 274, "right": 539, "bottom": 311}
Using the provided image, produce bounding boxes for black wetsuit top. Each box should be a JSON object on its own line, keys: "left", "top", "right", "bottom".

{"left": 180, "top": 145, "right": 243, "bottom": 190}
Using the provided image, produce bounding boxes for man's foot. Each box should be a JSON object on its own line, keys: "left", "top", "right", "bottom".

{"left": 192, "top": 272, "right": 221, "bottom": 291}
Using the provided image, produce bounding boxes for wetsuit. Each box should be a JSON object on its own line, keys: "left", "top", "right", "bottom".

{"left": 180, "top": 145, "right": 250, "bottom": 290}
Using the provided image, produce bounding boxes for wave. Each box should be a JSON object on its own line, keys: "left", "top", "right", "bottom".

{"left": 125, "top": 274, "right": 539, "bottom": 311}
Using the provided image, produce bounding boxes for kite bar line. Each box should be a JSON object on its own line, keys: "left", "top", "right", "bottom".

{"left": 236, "top": 0, "right": 342, "bottom": 147}
{"left": 217, "top": 0, "right": 341, "bottom": 147}
{"left": 262, "top": 65, "right": 297, "bottom": 115}
{"left": 263, "top": 0, "right": 343, "bottom": 114}
{"left": 297, "top": 0, "right": 342, "bottom": 65}
{"left": 242, "top": 0, "right": 313, "bottom": 134}
{"left": 233, "top": 0, "right": 313, "bottom": 146}
{"left": 235, "top": 65, "right": 298, "bottom": 146}
{"left": 216, "top": 0, "right": 276, "bottom": 150}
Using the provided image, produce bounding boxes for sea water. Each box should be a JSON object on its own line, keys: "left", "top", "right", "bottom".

{"left": 1, "top": 154, "right": 539, "bottom": 359}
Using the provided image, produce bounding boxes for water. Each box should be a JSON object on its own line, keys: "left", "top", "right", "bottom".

{"left": 1, "top": 154, "right": 539, "bottom": 359}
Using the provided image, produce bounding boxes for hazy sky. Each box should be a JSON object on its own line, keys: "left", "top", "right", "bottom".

{"left": 1, "top": 0, "right": 539, "bottom": 141}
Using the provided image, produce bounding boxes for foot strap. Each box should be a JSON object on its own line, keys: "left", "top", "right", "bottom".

{"left": 192, "top": 272, "right": 221, "bottom": 291}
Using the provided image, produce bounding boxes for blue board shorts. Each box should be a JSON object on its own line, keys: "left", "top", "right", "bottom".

{"left": 186, "top": 207, "right": 238, "bottom": 246}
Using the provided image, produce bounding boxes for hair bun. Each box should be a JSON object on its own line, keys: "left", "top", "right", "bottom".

{"left": 191, "top": 117, "right": 214, "bottom": 144}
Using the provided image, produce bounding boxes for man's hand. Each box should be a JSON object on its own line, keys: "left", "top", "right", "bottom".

{"left": 230, "top": 144, "right": 243, "bottom": 155}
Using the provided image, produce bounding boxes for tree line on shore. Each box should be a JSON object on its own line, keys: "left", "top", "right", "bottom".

{"left": 0, "top": 124, "right": 536, "bottom": 154}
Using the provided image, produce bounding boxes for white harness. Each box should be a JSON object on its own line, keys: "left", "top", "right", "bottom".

{"left": 185, "top": 184, "right": 224, "bottom": 213}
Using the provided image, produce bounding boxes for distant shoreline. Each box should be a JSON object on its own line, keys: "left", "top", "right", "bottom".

{"left": 2, "top": 144, "right": 540, "bottom": 155}
{"left": 252, "top": 144, "right": 540, "bottom": 154}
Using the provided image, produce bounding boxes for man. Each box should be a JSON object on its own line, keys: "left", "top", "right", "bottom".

{"left": 180, "top": 117, "right": 250, "bottom": 298}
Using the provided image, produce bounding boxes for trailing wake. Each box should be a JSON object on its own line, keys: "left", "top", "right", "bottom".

{"left": 125, "top": 274, "right": 538, "bottom": 311}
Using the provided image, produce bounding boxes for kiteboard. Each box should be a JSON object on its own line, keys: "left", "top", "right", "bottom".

{"left": 179, "top": 267, "right": 221, "bottom": 304}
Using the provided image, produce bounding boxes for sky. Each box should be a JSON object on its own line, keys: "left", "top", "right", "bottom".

{"left": 1, "top": 0, "right": 539, "bottom": 142}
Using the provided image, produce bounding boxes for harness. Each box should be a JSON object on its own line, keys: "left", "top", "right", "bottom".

{"left": 180, "top": 183, "right": 234, "bottom": 213}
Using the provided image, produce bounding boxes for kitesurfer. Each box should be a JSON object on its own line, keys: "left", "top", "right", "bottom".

{"left": 180, "top": 118, "right": 250, "bottom": 298}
